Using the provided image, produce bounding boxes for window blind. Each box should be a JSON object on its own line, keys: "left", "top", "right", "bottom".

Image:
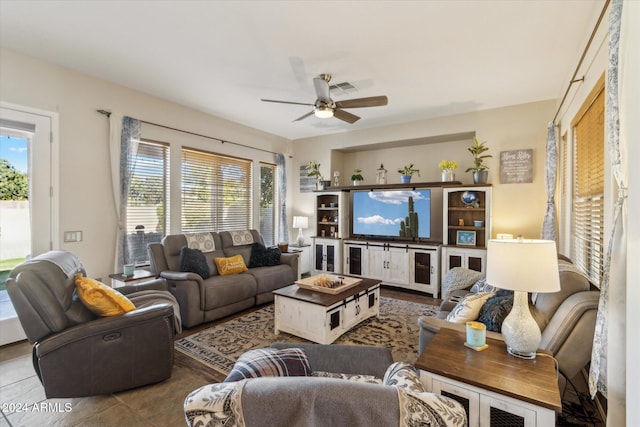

{"left": 125, "top": 140, "right": 169, "bottom": 264}
{"left": 571, "top": 86, "right": 604, "bottom": 287}
{"left": 181, "top": 148, "right": 252, "bottom": 233}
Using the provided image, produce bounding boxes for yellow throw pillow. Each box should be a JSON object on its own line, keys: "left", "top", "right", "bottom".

{"left": 214, "top": 254, "right": 248, "bottom": 276}
{"left": 75, "top": 274, "right": 136, "bottom": 316}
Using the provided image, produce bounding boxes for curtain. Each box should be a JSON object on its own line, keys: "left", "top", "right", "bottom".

{"left": 541, "top": 122, "right": 558, "bottom": 241}
{"left": 108, "top": 112, "right": 122, "bottom": 271}
{"left": 589, "top": 0, "right": 625, "bottom": 405}
{"left": 114, "top": 116, "right": 141, "bottom": 271}
{"left": 276, "top": 153, "right": 289, "bottom": 244}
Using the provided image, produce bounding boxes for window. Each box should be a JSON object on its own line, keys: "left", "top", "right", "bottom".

{"left": 124, "top": 140, "right": 169, "bottom": 265}
{"left": 571, "top": 80, "right": 604, "bottom": 287}
{"left": 181, "top": 148, "right": 252, "bottom": 233}
{"left": 259, "top": 162, "right": 276, "bottom": 246}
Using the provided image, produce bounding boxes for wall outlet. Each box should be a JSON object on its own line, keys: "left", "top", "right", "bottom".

{"left": 64, "top": 231, "right": 82, "bottom": 242}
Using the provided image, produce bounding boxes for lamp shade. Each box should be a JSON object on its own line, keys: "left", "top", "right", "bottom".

{"left": 486, "top": 239, "right": 560, "bottom": 293}
{"left": 292, "top": 216, "right": 308, "bottom": 229}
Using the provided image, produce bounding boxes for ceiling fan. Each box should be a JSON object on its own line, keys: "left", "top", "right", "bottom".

{"left": 261, "top": 74, "right": 388, "bottom": 124}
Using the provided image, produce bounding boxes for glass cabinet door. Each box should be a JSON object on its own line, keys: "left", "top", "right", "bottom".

{"left": 413, "top": 252, "right": 432, "bottom": 285}
{"left": 326, "top": 244, "right": 335, "bottom": 272}
{"left": 348, "top": 246, "right": 362, "bottom": 275}
{"left": 315, "top": 243, "right": 325, "bottom": 271}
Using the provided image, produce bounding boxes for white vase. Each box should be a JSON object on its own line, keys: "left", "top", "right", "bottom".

{"left": 441, "top": 170, "right": 455, "bottom": 182}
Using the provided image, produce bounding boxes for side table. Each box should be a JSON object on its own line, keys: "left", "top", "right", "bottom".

{"left": 288, "top": 243, "right": 311, "bottom": 279}
{"left": 108, "top": 269, "right": 156, "bottom": 288}
{"left": 415, "top": 328, "right": 561, "bottom": 427}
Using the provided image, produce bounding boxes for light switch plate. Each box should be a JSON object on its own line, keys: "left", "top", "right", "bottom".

{"left": 64, "top": 231, "right": 82, "bottom": 242}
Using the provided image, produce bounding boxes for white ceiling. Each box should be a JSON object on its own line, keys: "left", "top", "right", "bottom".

{"left": 0, "top": 1, "right": 602, "bottom": 140}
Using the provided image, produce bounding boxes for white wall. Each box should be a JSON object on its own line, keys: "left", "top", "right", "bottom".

{"left": 0, "top": 47, "right": 291, "bottom": 280}
{"left": 291, "top": 100, "right": 555, "bottom": 243}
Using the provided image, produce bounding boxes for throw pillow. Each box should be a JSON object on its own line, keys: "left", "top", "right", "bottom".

{"left": 224, "top": 348, "right": 311, "bottom": 382}
{"left": 249, "top": 243, "right": 282, "bottom": 268}
{"left": 214, "top": 254, "right": 249, "bottom": 276}
{"left": 311, "top": 371, "right": 382, "bottom": 384}
{"left": 74, "top": 274, "right": 136, "bottom": 316}
{"left": 179, "top": 246, "right": 210, "bottom": 279}
{"left": 445, "top": 291, "right": 495, "bottom": 324}
{"left": 383, "top": 362, "right": 426, "bottom": 393}
{"left": 477, "top": 290, "right": 514, "bottom": 332}
{"left": 470, "top": 277, "right": 497, "bottom": 294}
{"left": 441, "top": 267, "right": 485, "bottom": 300}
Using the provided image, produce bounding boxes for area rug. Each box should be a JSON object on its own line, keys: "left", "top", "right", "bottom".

{"left": 175, "top": 297, "right": 438, "bottom": 379}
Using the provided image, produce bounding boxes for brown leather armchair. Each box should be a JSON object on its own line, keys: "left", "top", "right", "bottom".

{"left": 6, "top": 250, "right": 180, "bottom": 398}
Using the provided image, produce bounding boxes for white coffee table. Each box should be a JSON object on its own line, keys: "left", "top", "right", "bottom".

{"left": 273, "top": 277, "right": 381, "bottom": 344}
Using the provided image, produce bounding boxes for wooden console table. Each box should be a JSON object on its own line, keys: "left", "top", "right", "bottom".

{"left": 415, "top": 328, "right": 561, "bottom": 427}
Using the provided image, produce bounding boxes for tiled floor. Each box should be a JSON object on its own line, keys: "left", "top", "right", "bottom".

{"left": 0, "top": 339, "right": 218, "bottom": 427}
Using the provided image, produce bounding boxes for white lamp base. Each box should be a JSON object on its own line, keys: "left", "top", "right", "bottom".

{"left": 501, "top": 290, "right": 541, "bottom": 359}
{"left": 296, "top": 228, "right": 305, "bottom": 246}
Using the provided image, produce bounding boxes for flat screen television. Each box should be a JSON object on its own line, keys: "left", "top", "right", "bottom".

{"left": 350, "top": 188, "right": 442, "bottom": 241}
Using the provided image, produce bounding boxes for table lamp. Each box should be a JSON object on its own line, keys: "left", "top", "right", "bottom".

{"left": 486, "top": 238, "right": 560, "bottom": 359}
{"left": 292, "top": 216, "right": 308, "bottom": 246}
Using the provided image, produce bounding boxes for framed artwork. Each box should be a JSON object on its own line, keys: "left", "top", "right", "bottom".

{"left": 300, "top": 165, "right": 316, "bottom": 193}
{"left": 456, "top": 230, "right": 477, "bottom": 246}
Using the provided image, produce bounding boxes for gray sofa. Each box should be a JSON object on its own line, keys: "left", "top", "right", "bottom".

{"left": 419, "top": 257, "right": 599, "bottom": 392}
{"left": 185, "top": 343, "right": 467, "bottom": 427}
{"left": 148, "top": 229, "right": 298, "bottom": 328}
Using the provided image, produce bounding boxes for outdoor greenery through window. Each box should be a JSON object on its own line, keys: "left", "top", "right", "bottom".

{"left": 181, "top": 148, "right": 252, "bottom": 233}
{"left": 571, "top": 82, "right": 604, "bottom": 287}
{"left": 124, "top": 140, "right": 169, "bottom": 265}
{"left": 259, "top": 162, "right": 276, "bottom": 246}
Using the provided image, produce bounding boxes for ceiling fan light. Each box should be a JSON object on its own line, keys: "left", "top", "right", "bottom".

{"left": 314, "top": 106, "right": 334, "bottom": 118}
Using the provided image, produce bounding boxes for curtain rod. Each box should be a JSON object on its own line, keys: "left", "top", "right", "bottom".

{"left": 552, "top": 0, "right": 610, "bottom": 123}
{"left": 97, "top": 110, "right": 290, "bottom": 158}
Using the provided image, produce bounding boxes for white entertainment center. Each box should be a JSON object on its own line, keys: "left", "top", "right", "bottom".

{"left": 310, "top": 182, "right": 492, "bottom": 298}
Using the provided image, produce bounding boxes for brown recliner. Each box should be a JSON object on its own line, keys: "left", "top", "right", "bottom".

{"left": 7, "top": 250, "right": 180, "bottom": 398}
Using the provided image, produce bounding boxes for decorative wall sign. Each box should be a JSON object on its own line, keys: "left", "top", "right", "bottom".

{"left": 500, "top": 149, "right": 533, "bottom": 184}
{"left": 300, "top": 165, "right": 316, "bottom": 193}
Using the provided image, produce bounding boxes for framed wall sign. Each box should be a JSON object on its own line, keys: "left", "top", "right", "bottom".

{"left": 500, "top": 149, "right": 533, "bottom": 183}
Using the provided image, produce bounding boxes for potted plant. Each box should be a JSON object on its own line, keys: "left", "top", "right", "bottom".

{"left": 306, "top": 161, "right": 326, "bottom": 190}
{"left": 465, "top": 137, "right": 492, "bottom": 184}
{"left": 397, "top": 164, "right": 420, "bottom": 184}
{"left": 438, "top": 160, "right": 458, "bottom": 182}
{"left": 351, "top": 168, "right": 364, "bottom": 186}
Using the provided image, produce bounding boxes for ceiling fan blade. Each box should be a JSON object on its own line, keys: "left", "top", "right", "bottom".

{"left": 293, "top": 111, "right": 315, "bottom": 122}
{"left": 313, "top": 75, "right": 331, "bottom": 101}
{"left": 333, "top": 109, "right": 360, "bottom": 124}
{"left": 335, "top": 96, "right": 388, "bottom": 109}
{"left": 261, "top": 99, "right": 314, "bottom": 107}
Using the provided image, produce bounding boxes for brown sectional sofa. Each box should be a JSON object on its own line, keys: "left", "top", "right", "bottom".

{"left": 149, "top": 230, "right": 298, "bottom": 328}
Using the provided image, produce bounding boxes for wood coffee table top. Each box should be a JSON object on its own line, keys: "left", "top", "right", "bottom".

{"left": 416, "top": 328, "right": 562, "bottom": 412}
{"left": 273, "top": 277, "right": 381, "bottom": 307}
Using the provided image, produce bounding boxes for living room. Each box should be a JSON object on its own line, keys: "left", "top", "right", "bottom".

{"left": 1, "top": 1, "right": 638, "bottom": 426}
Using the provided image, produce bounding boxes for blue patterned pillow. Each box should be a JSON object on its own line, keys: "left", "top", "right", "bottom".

{"left": 477, "top": 290, "right": 514, "bottom": 332}
{"left": 224, "top": 348, "right": 311, "bottom": 382}
{"left": 179, "top": 246, "right": 210, "bottom": 279}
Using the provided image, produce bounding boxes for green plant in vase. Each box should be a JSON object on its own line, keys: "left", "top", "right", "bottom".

{"left": 351, "top": 168, "right": 364, "bottom": 185}
{"left": 397, "top": 164, "right": 420, "bottom": 184}
{"left": 465, "top": 137, "right": 492, "bottom": 184}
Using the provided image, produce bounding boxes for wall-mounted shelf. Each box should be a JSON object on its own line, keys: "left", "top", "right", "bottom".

{"left": 314, "top": 181, "right": 463, "bottom": 192}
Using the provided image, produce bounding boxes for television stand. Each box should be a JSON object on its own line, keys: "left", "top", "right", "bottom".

{"left": 343, "top": 239, "right": 441, "bottom": 298}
